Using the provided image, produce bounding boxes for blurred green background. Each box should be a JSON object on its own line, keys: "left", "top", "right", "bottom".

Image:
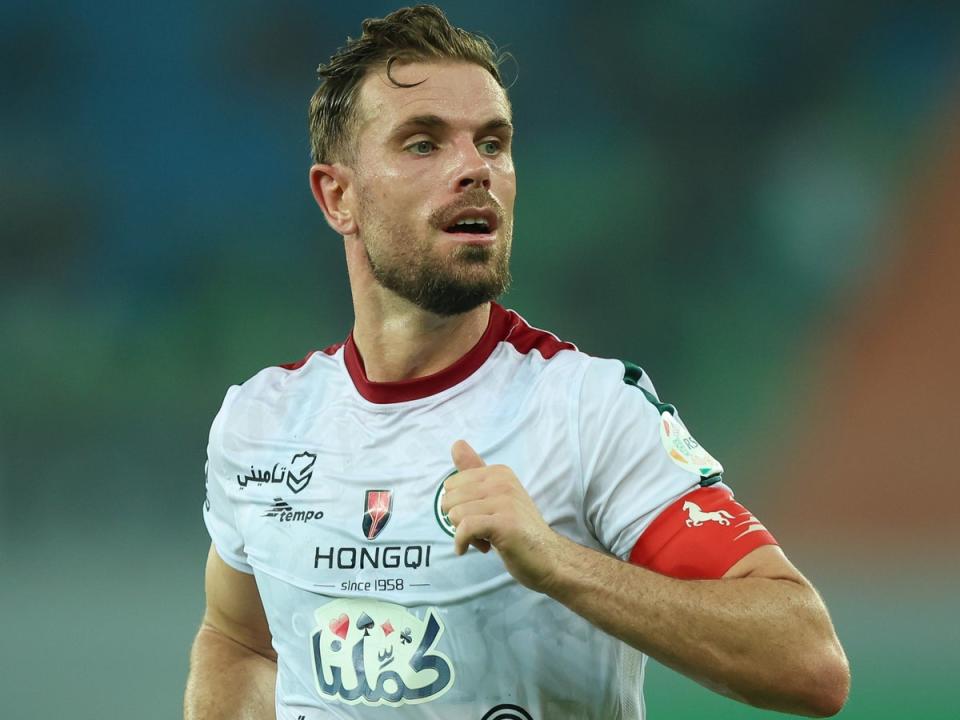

{"left": 2, "top": 1, "right": 958, "bottom": 718}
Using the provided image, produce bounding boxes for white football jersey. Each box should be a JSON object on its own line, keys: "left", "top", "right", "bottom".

{"left": 203, "top": 303, "right": 764, "bottom": 720}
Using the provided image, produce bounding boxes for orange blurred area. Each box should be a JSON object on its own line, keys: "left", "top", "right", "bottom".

{"left": 765, "top": 98, "right": 960, "bottom": 562}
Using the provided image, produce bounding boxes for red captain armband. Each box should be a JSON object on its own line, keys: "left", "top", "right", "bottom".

{"left": 628, "top": 486, "right": 778, "bottom": 580}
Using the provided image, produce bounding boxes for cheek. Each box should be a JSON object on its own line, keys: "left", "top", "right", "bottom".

{"left": 497, "top": 168, "right": 517, "bottom": 209}
{"left": 365, "top": 165, "right": 432, "bottom": 210}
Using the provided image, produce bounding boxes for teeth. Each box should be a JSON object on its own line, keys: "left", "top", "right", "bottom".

{"left": 454, "top": 217, "right": 488, "bottom": 228}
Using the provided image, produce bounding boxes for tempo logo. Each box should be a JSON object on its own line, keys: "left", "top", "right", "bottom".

{"left": 263, "top": 498, "right": 324, "bottom": 523}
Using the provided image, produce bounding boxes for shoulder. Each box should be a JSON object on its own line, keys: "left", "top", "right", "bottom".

{"left": 214, "top": 341, "right": 347, "bottom": 432}
{"left": 494, "top": 306, "right": 589, "bottom": 384}
{"left": 584, "top": 358, "right": 670, "bottom": 421}
{"left": 495, "top": 307, "right": 662, "bottom": 403}
{"left": 499, "top": 306, "right": 578, "bottom": 360}
{"left": 577, "top": 354, "right": 662, "bottom": 414}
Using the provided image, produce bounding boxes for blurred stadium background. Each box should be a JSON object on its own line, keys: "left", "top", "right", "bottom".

{"left": 1, "top": 1, "right": 958, "bottom": 717}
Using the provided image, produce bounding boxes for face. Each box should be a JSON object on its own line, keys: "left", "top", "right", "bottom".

{"left": 348, "top": 60, "right": 516, "bottom": 316}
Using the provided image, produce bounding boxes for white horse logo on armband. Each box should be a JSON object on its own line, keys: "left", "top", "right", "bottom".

{"left": 683, "top": 501, "right": 735, "bottom": 527}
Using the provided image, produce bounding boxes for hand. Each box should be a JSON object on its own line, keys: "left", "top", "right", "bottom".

{"left": 440, "top": 440, "right": 566, "bottom": 592}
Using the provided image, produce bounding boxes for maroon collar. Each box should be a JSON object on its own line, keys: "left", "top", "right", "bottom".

{"left": 342, "top": 303, "right": 514, "bottom": 404}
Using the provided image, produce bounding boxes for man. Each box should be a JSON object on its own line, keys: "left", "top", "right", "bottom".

{"left": 184, "top": 6, "right": 849, "bottom": 719}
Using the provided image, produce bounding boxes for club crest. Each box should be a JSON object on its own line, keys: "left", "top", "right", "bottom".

{"left": 363, "top": 490, "right": 393, "bottom": 540}
{"left": 433, "top": 471, "right": 457, "bottom": 537}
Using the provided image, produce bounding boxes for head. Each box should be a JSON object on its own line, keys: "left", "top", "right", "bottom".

{"left": 308, "top": 5, "right": 516, "bottom": 317}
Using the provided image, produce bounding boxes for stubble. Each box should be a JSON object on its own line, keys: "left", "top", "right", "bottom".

{"left": 358, "top": 189, "right": 512, "bottom": 316}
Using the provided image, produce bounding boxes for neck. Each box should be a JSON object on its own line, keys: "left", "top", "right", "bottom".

{"left": 344, "top": 234, "right": 494, "bottom": 382}
{"left": 351, "top": 291, "right": 491, "bottom": 384}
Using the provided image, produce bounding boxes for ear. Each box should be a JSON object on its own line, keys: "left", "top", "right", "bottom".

{"left": 309, "top": 163, "right": 358, "bottom": 236}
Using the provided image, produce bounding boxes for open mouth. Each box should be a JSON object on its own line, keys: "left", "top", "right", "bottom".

{"left": 441, "top": 208, "right": 499, "bottom": 237}
{"left": 444, "top": 217, "right": 492, "bottom": 234}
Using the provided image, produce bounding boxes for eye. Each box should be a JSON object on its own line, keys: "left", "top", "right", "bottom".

{"left": 478, "top": 140, "right": 501, "bottom": 156}
{"left": 406, "top": 140, "right": 436, "bottom": 156}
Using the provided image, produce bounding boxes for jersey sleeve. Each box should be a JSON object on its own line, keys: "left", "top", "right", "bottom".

{"left": 578, "top": 358, "right": 776, "bottom": 578}
{"left": 627, "top": 484, "right": 777, "bottom": 579}
{"left": 202, "top": 385, "right": 253, "bottom": 574}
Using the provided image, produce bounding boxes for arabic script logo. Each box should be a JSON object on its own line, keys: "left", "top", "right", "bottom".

{"left": 236, "top": 450, "right": 316, "bottom": 494}
{"left": 311, "top": 598, "right": 455, "bottom": 707}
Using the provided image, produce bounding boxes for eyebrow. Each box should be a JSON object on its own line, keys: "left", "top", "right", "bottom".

{"left": 388, "top": 114, "right": 514, "bottom": 140}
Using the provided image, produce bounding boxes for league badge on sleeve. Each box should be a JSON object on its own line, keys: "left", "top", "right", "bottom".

{"left": 659, "top": 411, "right": 723, "bottom": 480}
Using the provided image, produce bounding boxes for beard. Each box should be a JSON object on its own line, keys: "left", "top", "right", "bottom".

{"left": 358, "top": 190, "right": 512, "bottom": 317}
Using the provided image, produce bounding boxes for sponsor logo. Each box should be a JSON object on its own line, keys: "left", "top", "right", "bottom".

{"left": 236, "top": 451, "right": 317, "bottom": 494}
{"left": 363, "top": 490, "right": 393, "bottom": 540}
{"left": 481, "top": 705, "right": 534, "bottom": 720}
{"left": 263, "top": 497, "right": 324, "bottom": 523}
{"left": 310, "top": 598, "right": 454, "bottom": 706}
{"left": 682, "top": 500, "right": 734, "bottom": 527}
{"left": 314, "top": 545, "right": 431, "bottom": 571}
{"left": 434, "top": 471, "right": 457, "bottom": 537}
{"left": 288, "top": 451, "right": 317, "bottom": 492}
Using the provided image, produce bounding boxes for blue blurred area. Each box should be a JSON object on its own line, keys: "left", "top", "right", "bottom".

{"left": 1, "top": 2, "right": 958, "bottom": 718}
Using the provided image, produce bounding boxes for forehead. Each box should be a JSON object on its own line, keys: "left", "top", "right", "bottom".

{"left": 355, "top": 60, "right": 511, "bottom": 138}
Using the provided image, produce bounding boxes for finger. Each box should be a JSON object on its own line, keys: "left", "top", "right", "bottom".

{"left": 443, "top": 469, "right": 484, "bottom": 497}
{"left": 453, "top": 515, "right": 495, "bottom": 556}
{"left": 446, "top": 497, "right": 499, "bottom": 528}
{"left": 472, "top": 539, "right": 491, "bottom": 553}
{"left": 451, "top": 439, "right": 486, "bottom": 472}
{"left": 440, "top": 480, "right": 488, "bottom": 513}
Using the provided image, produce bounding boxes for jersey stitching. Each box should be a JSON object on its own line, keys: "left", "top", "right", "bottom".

{"left": 214, "top": 385, "right": 252, "bottom": 573}
{"left": 573, "top": 358, "right": 592, "bottom": 540}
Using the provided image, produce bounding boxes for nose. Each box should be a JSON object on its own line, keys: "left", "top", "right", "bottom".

{"left": 451, "top": 140, "right": 491, "bottom": 192}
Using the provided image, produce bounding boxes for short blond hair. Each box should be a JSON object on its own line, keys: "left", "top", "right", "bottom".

{"left": 308, "top": 5, "right": 505, "bottom": 165}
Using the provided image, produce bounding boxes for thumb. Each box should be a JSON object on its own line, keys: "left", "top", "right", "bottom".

{"left": 451, "top": 439, "right": 486, "bottom": 472}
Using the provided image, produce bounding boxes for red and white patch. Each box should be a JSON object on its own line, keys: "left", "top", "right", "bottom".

{"left": 628, "top": 486, "right": 777, "bottom": 579}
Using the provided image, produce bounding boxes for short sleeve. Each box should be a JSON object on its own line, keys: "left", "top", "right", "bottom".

{"left": 202, "top": 385, "right": 253, "bottom": 574}
{"left": 578, "top": 358, "right": 724, "bottom": 559}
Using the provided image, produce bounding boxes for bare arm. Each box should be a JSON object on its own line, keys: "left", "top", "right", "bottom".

{"left": 184, "top": 544, "right": 277, "bottom": 720}
{"left": 543, "top": 539, "right": 849, "bottom": 716}
{"left": 443, "top": 441, "right": 850, "bottom": 717}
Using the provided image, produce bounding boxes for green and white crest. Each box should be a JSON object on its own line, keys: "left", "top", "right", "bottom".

{"left": 433, "top": 471, "right": 457, "bottom": 537}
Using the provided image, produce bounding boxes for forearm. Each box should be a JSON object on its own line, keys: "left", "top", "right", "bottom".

{"left": 184, "top": 624, "right": 278, "bottom": 720}
{"left": 544, "top": 537, "right": 848, "bottom": 717}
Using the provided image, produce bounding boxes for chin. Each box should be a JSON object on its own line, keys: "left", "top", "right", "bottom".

{"left": 453, "top": 244, "right": 494, "bottom": 263}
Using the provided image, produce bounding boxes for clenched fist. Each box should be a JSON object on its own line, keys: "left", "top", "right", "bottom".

{"left": 440, "top": 439, "right": 568, "bottom": 593}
